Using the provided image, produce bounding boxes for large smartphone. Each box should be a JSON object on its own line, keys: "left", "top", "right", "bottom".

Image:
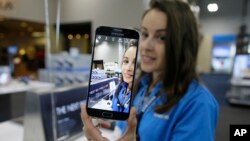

{"left": 86, "top": 26, "right": 139, "bottom": 120}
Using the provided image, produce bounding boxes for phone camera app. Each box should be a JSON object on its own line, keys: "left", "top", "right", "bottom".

{"left": 88, "top": 35, "right": 138, "bottom": 113}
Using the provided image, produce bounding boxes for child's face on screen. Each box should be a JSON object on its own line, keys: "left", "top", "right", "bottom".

{"left": 122, "top": 47, "right": 136, "bottom": 85}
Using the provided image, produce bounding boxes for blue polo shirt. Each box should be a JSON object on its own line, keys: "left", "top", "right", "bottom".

{"left": 116, "top": 75, "right": 219, "bottom": 141}
{"left": 112, "top": 82, "right": 131, "bottom": 113}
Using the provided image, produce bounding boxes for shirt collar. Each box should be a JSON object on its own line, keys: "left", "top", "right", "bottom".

{"left": 140, "top": 74, "right": 151, "bottom": 87}
{"left": 139, "top": 74, "right": 163, "bottom": 97}
{"left": 121, "top": 82, "right": 128, "bottom": 89}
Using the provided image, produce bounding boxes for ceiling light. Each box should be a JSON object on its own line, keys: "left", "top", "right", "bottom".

{"left": 19, "top": 49, "right": 26, "bottom": 55}
{"left": 96, "top": 39, "right": 99, "bottom": 43}
{"left": 13, "top": 57, "right": 21, "bottom": 64}
{"left": 32, "top": 32, "right": 44, "bottom": 37}
{"left": 68, "top": 34, "right": 73, "bottom": 40}
{"left": 207, "top": 3, "right": 218, "bottom": 12}
{"left": 84, "top": 34, "right": 89, "bottom": 39}
{"left": 76, "top": 34, "right": 81, "bottom": 39}
{"left": 20, "top": 22, "right": 27, "bottom": 27}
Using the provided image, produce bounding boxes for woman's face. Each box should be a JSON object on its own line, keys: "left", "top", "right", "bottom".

{"left": 122, "top": 47, "right": 136, "bottom": 85}
{"left": 140, "top": 9, "right": 167, "bottom": 74}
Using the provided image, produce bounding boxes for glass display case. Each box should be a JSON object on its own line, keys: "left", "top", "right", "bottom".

{"left": 211, "top": 35, "right": 236, "bottom": 73}
{"left": 227, "top": 54, "right": 250, "bottom": 106}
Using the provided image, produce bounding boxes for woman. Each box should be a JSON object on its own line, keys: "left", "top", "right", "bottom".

{"left": 81, "top": 0, "right": 219, "bottom": 141}
{"left": 112, "top": 41, "right": 137, "bottom": 113}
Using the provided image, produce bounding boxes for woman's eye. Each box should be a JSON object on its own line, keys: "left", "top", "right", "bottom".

{"left": 156, "top": 35, "right": 166, "bottom": 42}
{"left": 140, "top": 32, "right": 148, "bottom": 39}
{"left": 159, "top": 36, "right": 165, "bottom": 41}
{"left": 123, "top": 60, "right": 129, "bottom": 64}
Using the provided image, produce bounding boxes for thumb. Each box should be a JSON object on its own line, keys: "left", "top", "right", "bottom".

{"left": 117, "top": 107, "right": 137, "bottom": 141}
{"left": 127, "top": 107, "right": 137, "bottom": 132}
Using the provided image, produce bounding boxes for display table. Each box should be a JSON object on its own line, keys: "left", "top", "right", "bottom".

{"left": 0, "top": 80, "right": 54, "bottom": 95}
{"left": 0, "top": 80, "right": 54, "bottom": 122}
{"left": 227, "top": 78, "right": 250, "bottom": 106}
{"left": 227, "top": 54, "right": 250, "bottom": 106}
{"left": 0, "top": 81, "right": 119, "bottom": 141}
{"left": 0, "top": 121, "right": 23, "bottom": 141}
{"left": 89, "top": 77, "right": 119, "bottom": 108}
{"left": 0, "top": 120, "right": 114, "bottom": 141}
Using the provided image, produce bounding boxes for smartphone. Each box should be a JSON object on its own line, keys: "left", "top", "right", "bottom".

{"left": 86, "top": 26, "right": 139, "bottom": 120}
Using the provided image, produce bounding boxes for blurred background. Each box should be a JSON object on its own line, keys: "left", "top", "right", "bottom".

{"left": 0, "top": 0, "right": 250, "bottom": 141}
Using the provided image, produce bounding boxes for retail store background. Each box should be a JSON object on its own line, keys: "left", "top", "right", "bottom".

{"left": 1, "top": 0, "right": 250, "bottom": 141}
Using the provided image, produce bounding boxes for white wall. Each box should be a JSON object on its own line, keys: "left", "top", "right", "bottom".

{"left": 198, "top": 0, "right": 250, "bottom": 35}
{"left": 197, "top": 35, "right": 212, "bottom": 73}
{"left": 200, "top": 17, "right": 250, "bottom": 35}
{"left": 2, "top": 0, "right": 248, "bottom": 36}
{"left": 59, "top": 0, "right": 144, "bottom": 39}
{"left": 0, "top": 0, "right": 56, "bottom": 23}
{"left": 94, "top": 41, "right": 124, "bottom": 67}
{"left": 1, "top": 0, "right": 144, "bottom": 29}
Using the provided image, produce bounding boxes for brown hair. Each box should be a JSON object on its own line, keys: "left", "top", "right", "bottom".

{"left": 137, "top": 0, "right": 199, "bottom": 113}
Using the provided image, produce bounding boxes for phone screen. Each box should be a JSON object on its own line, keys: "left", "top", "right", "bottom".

{"left": 86, "top": 26, "right": 139, "bottom": 120}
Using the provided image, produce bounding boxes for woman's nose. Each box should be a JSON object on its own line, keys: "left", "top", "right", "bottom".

{"left": 126, "top": 63, "right": 133, "bottom": 71}
{"left": 142, "top": 37, "right": 155, "bottom": 50}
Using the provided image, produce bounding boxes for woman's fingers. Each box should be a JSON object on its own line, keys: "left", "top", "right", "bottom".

{"left": 81, "top": 105, "right": 93, "bottom": 126}
{"left": 100, "top": 120, "right": 111, "bottom": 129}
{"left": 126, "top": 107, "right": 137, "bottom": 132}
{"left": 80, "top": 105, "right": 108, "bottom": 141}
{"left": 81, "top": 105, "right": 137, "bottom": 141}
{"left": 117, "top": 107, "right": 137, "bottom": 141}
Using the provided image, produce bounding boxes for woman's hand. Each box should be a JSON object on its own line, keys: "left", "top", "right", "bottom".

{"left": 81, "top": 105, "right": 109, "bottom": 141}
{"left": 81, "top": 105, "right": 137, "bottom": 141}
{"left": 117, "top": 107, "right": 137, "bottom": 141}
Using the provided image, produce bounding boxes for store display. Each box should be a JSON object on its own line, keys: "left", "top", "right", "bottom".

{"left": 54, "top": 86, "right": 87, "bottom": 140}
{"left": 24, "top": 84, "right": 88, "bottom": 141}
{"left": 38, "top": 53, "right": 91, "bottom": 86}
{"left": 211, "top": 35, "right": 236, "bottom": 73}
{"left": 0, "top": 66, "right": 11, "bottom": 85}
{"left": 91, "top": 69, "right": 107, "bottom": 82}
{"left": 232, "top": 55, "right": 250, "bottom": 79}
{"left": 88, "top": 77, "right": 119, "bottom": 108}
{"left": 227, "top": 54, "right": 250, "bottom": 106}
{"left": 212, "top": 45, "right": 233, "bottom": 72}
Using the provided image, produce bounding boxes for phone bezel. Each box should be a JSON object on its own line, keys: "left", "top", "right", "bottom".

{"left": 86, "top": 26, "right": 139, "bottom": 120}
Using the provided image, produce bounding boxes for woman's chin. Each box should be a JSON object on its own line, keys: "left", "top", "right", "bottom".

{"left": 141, "top": 65, "right": 154, "bottom": 73}
{"left": 124, "top": 79, "right": 132, "bottom": 84}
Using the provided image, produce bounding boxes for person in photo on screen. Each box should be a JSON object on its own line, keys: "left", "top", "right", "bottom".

{"left": 111, "top": 40, "right": 137, "bottom": 113}
{"left": 81, "top": 0, "right": 219, "bottom": 141}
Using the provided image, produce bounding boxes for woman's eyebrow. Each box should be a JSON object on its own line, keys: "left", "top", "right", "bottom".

{"left": 140, "top": 26, "right": 166, "bottom": 33}
{"left": 156, "top": 29, "right": 166, "bottom": 33}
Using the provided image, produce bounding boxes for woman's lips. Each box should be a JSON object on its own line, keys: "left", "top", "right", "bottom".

{"left": 124, "top": 73, "right": 133, "bottom": 79}
{"left": 141, "top": 55, "right": 155, "bottom": 63}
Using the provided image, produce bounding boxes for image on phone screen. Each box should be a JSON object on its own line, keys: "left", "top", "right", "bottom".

{"left": 87, "top": 27, "right": 139, "bottom": 119}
